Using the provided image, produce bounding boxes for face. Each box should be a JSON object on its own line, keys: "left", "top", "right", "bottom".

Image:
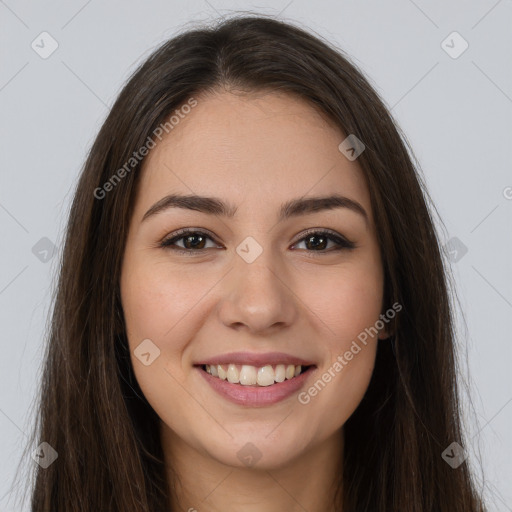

{"left": 120, "top": 90, "right": 387, "bottom": 470}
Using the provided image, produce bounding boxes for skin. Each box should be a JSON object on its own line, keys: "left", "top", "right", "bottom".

{"left": 120, "top": 89, "right": 388, "bottom": 512}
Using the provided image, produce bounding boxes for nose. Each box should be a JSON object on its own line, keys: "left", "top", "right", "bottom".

{"left": 217, "top": 247, "right": 298, "bottom": 335}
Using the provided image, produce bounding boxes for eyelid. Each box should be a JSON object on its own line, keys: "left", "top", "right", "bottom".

{"left": 164, "top": 227, "right": 218, "bottom": 241}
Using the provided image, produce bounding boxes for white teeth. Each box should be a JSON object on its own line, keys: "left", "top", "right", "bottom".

{"left": 203, "top": 363, "right": 305, "bottom": 386}
{"left": 257, "top": 365, "right": 275, "bottom": 386}
{"left": 227, "top": 364, "right": 239, "bottom": 383}
{"left": 218, "top": 365, "right": 227, "bottom": 380}
{"left": 275, "top": 364, "right": 286, "bottom": 382}
{"left": 239, "top": 365, "right": 257, "bottom": 385}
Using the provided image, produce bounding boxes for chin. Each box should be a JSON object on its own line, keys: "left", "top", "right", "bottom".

{"left": 202, "top": 433, "right": 306, "bottom": 471}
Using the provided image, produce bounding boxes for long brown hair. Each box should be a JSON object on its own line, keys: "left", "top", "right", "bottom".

{"left": 17, "top": 13, "right": 485, "bottom": 511}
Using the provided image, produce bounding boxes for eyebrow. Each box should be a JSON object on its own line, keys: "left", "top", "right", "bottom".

{"left": 141, "top": 193, "right": 369, "bottom": 227}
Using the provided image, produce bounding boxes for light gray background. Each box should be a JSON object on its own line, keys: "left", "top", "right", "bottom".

{"left": 1, "top": 1, "right": 511, "bottom": 510}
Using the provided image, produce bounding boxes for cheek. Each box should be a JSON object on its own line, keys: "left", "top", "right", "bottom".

{"left": 299, "top": 342, "right": 377, "bottom": 438}
{"left": 120, "top": 261, "right": 202, "bottom": 420}
{"left": 303, "top": 259, "right": 384, "bottom": 347}
{"left": 298, "top": 270, "right": 381, "bottom": 433}
{"left": 294, "top": 259, "right": 382, "bottom": 423}
{"left": 120, "top": 258, "right": 220, "bottom": 409}
{"left": 121, "top": 259, "right": 206, "bottom": 346}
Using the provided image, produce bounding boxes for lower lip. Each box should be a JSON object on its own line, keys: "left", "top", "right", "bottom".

{"left": 195, "top": 365, "right": 317, "bottom": 406}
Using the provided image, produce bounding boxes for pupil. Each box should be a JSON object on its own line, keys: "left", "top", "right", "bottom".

{"left": 185, "top": 234, "right": 205, "bottom": 249}
{"left": 306, "top": 235, "right": 326, "bottom": 250}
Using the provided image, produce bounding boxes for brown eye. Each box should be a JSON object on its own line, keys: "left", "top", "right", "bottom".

{"left": 292, "top": 230, "right": 355, "bottom": 252}
{"left": 160, "top": 230, "right": 219, "bottom": 253}
{"left": 179, "top": 233, "right": 207, "bottom": 250}
{"left": 160, "top": 228, "right": 355, "bottom": 255}
{"left": 303, "top": 234, "right": 330, "bottom": 250}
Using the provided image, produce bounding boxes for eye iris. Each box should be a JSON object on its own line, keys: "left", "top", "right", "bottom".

{"left": 305, "top": 234, "right": 327, "bottom": 250}
{"left": 184, "top": 234, "right": 206, "bottom": 249}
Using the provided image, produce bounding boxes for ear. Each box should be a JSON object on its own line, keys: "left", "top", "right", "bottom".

{"left": 377, "top": 325, "right": 390, "bottom": 340}
{"left": 377, "top": 317, "right": 395, "bottom": 341}
{"left": 378, "top": 301, "right": 402, "bottom": 340}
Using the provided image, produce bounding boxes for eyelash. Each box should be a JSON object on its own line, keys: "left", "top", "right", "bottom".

{"left": 159, "top": 228, "right": 356, "bottom": 256}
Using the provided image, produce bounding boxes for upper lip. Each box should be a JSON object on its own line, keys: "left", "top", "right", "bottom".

{"left": 194, "top": 351, "right": 316, "bottom": 367}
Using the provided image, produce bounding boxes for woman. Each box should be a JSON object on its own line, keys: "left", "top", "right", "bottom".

{"left": 24, "top": 14, "right": 485, "bottom": 511}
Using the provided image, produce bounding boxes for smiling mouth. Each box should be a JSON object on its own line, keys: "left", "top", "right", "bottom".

{"left": 197, "top": 363, "right": 315, "bottom": 387}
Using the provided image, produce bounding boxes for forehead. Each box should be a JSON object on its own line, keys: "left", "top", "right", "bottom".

{"left": 136, "top": 90, "right": 372, "bottom": 221}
